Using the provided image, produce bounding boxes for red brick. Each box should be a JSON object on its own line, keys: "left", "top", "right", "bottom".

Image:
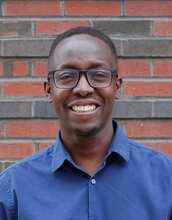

{"left": 154, "top": 61, "right": 172, "bottom": 77}
{"left": 39, "top": 142, "right": 54, "bottom": 150}
{"left": 2, "top": 31, "right": 18, "bottom": 36}
{"left": 34, "top": 61, "right": 48, "bottom": 76}
{"left": 13, "top": 61, "right": 28, "bottom": 76}
{"left": 158, "top": 143, "right": 172, "bottom": 156}
{"left": 0, "top": 143, "right": 35, "bottom": 159}
{"left": 124, "top": 1, "right": 172, "bottom": 16}
{"left": 36, "top": 21, "right": 89, "bottom": 35}
{"left": 3, "top": 21, "right": 18, "bottom": 24}
{"left": 124, "top": 82, "right": 172, "bottom": 97}
{"left": 0, "top": 163, "right": 3, "bottom": 172}
{"left": 0, "top": 82, "right": 2, "bottom": 96}
{"left": 6, "top": 1, "right": 61, "bottom": 16}
{"left": 141, "top": 142, "right": 156, "bottom": 149}
{"left": 0, "top": 124, "right": 2, "bottom": 137}
{"left": 7, "top": 122, "right": 59, "bottom": 138}
{"left": 0, "top": 62, "right": 3, "bottom": 76}
{"left": 66, "top": 1, "right": 120, "bottom": 16}
{"left": 118, "top": 122, "right": 125, "bottom": 130}
{"left": 3, "top": 162, "right": 16, "bottom": 170}
{"left": 127, "top": 122, "right": 172, "bottom": 138}
{"left": 5, "top": 81, "right": 44, "bottom": 96}
{"left": 118, "top": 60, "right": 150, "bottom": 77}
{"left": 154, "top": 21, "right": 172, "bottom": 36}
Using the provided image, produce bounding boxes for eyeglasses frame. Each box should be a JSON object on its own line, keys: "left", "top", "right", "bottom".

{"left": 48, "top": 68, "right": 118, "bottom": 89}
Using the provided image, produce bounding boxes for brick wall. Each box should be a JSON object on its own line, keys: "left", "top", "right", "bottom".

{"left": 0, "top": 0, "right": 172, "bottom": 172}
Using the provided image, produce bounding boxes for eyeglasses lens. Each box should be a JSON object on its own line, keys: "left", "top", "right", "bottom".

{"left": 53, "top": 69, "right": 112, "bottom": 89}
{"left": 87, "top": 69, "right": 111, "bottom": 88}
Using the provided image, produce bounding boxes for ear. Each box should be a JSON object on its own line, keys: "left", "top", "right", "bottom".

{"left": 115, "top": 77, "right": 122, "bottom": 100}
{"left": 44, "top": 81, "right": 52, "bottom": 103}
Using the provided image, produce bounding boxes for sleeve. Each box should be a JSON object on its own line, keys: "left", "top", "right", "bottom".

{"left": 0, "top": 174, "right": 14, "bottom": 220}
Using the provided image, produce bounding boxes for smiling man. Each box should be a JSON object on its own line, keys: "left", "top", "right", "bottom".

{"left": 0, "top": 27, "right": 172, "bottom": 220}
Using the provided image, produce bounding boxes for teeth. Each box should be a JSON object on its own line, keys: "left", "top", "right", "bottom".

{"left": 72, "top": 105, "right": 97, "bottom": 112}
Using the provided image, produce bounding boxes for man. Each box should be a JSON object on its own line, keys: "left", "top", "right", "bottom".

{"left": 0, "top": 26, "right": 172, "bottom": 219}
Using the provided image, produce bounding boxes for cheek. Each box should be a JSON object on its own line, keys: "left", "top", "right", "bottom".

{"left": 100, "top": 85, "right": 116, "bottom": 100}
{"left": 100, "top": 87, "right": 116, "bottom": 109}
{"left": 51, "top": 88, "right": 70, "bottom": 109}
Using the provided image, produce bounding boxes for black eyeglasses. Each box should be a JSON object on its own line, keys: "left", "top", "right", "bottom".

{"left": 48, "top": 68, "right": 117, "bottom": 89}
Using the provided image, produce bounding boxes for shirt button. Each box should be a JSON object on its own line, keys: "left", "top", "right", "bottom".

{"left": 91, "top": 178, "right": 96, "bottom": 185}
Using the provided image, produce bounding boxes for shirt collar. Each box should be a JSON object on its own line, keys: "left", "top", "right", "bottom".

{"left": 52, "top": 132, "right": 69, "bottom": 172}
{"left": 109, "top": 121, "right": 130, "bottom": 162}
{"left": 52, "top": 121, "right": 130, "bottom": 172}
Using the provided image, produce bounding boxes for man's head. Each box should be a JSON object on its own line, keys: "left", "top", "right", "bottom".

{"left": 45, "top": 26, "right": 121, "bottom": 137}
{"left": 48, "top": 26, "right": 118, "bottom": 69}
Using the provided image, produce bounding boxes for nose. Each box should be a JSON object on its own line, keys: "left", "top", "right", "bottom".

{"left": 73, "top": 75, "right": 94, "bottom": 96}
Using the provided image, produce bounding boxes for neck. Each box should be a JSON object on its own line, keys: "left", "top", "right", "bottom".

{"left": 60, "top": 121, "right": 115, "bottom": 176}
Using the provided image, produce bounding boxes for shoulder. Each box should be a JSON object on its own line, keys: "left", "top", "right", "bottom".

{"left": 128, "top": 139, "right": 172, "bottom": 170}
{"left": 0, "top": 144, "right": 55, "bottom": 217}
{"left": 0, "top": 144, "right": 54, "bottom": 181}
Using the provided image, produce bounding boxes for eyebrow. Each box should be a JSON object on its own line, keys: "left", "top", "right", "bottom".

{"left": 59, "top": 61, "right": 108, "bottom": 70}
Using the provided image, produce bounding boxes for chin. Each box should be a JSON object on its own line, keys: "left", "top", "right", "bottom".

{"left": 70, "top": 121, "right": 99, "bottom": 136}
{"left": 74, "top": 127, "right": 98, "bottom": 136}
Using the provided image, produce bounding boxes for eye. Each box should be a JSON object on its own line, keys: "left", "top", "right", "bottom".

{"left": 56, "top": 71, "right": 77, "bottom": 81}
{"left": 60, "top": 74, "right": 74, "bottom": 80}
{"left": 91, "top": 71, "right": 107, "bottom": 79}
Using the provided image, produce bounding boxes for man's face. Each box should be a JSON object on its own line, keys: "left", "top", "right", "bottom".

{"left": 45, "top": 34, "right": 121, "bottom": 136}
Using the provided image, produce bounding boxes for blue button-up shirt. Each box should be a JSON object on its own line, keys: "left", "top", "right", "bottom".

{"left": 0, "top": 121, "right": 172, "bottom": 220}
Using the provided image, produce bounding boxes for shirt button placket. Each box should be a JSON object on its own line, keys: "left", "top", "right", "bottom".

{"left": 88, "top": 178, "right": 96, "bottom": 220}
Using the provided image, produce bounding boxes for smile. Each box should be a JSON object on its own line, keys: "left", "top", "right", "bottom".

{"left": 71, "top": 105, "right": 97, "bottom": 113}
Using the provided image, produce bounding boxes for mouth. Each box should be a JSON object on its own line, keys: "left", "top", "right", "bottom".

{"left": 71, "top": 104, "right": 98, "bottom": 113}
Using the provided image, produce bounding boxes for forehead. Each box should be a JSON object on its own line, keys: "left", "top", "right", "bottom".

{"left": 49, "top": 34, "right": 117, "bottom": 70}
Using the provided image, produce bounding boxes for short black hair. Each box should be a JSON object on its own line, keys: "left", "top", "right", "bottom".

{"left": 48, "top": 26, "right": 117, "bottom": 61}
